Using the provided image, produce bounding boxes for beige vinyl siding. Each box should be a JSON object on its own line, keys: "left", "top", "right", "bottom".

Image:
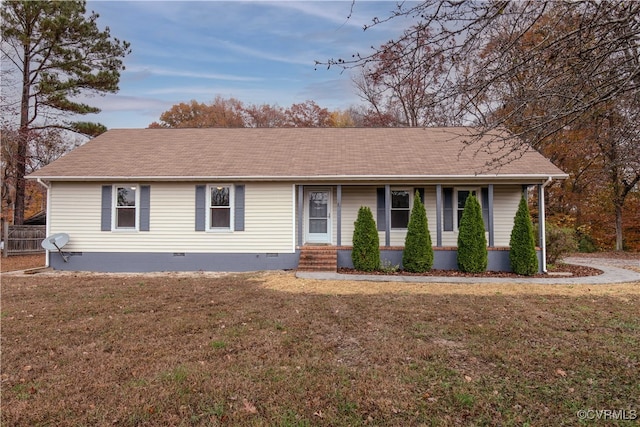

{"left": 49, "top": 182, "right": 295, "bottom": 253}
{"left": 492, "top": 185, "right": 522, "bottom": 246}
{"left": 423, "top": 186, "right": 437, "bottom": 245}
{"left": 340, "top": 186, "right": 377, "bottom": 247}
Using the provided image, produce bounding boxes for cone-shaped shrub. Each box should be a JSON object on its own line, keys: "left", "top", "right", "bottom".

{"left": 509, "top": 196, "right": 539, "bottom": 275}
{"left": 457, "top": 194, "right": 487, "bottom": 273}
{"left": 402, "top": 191, "right": 433, "bottom": 272}
{"left": 352, "top": 206, "right": 380, "bottom": 272}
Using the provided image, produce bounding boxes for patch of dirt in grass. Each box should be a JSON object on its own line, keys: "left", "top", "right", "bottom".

{"left": 1, "top": 253, "right": 46, "bottom": 272}
{"left": 3, "top": 272, "right": 638, "bottom": 426}
{"left": 262, "top": 271, "right": 639, "bottom": 297}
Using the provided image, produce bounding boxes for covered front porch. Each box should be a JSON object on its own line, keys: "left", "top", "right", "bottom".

{"left": 295, "top": 183, "right": 549, "bottom": 273}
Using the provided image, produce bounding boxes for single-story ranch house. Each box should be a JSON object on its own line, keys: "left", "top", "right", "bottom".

{"left": 28, "top": 127, "right": 567, "bottom": 273}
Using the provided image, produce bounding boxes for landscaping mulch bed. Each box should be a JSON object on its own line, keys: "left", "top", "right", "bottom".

{"left": 339, "top": 262, "right": 603, "bottom": 278}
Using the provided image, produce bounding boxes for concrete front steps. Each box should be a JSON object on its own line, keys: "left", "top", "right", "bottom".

{"left": 297, "top": 245, "right": 338, "bottom": 272}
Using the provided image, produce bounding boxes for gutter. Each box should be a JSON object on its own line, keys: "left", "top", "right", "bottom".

{"left": 540, "top": 176, "right": 553, "bottom": 273}
{"left": 26, "top": 173, "right": 569, "bottom": 183}
{"left": 36, "top": 178, "right": 51, "bottom": 268}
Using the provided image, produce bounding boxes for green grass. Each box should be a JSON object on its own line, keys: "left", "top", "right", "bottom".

{"left": 209, "top": 340, "right": 227, "bottom": 350}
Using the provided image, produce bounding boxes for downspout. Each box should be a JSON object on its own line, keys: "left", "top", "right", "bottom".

{"left": 36, "top": 178, "right": 51, "bottom": 267}
{"left": 539, "top": 177, "right": 553, "bottom": 273}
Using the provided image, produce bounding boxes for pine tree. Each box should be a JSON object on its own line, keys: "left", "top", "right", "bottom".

{"left": 509, "top": 196, "right": 539, "bottom": 275}
{"left": 402, "top": 190, "right": 433, "bottom": 272}
{"left": 1, "top": 0, "right": 130, "bottom": 224}
{"left": 457, "top": 194, "right": 488, "bottom": 272}
{"left": 352, "top": 206, "right": 380, "bottom": 271}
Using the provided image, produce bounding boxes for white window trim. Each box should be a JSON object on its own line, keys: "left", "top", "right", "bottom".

{"left": 454, "top": 187, "right": 481, "bottom": 231}
{"left": 112, "top": 184, "right": 140, "bottom": 232}
{"left": 391, "top": 187, "right": 413, "bottom": 230}
{"left": 207, "top": 184, "right": 234, "bottom": 232}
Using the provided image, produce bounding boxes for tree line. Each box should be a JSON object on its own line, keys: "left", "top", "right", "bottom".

{"left": 326, "top": 0, "right": 639, "bottom": 252}
{"left": 2, "top": 0, "right": 638, "bottom": 251}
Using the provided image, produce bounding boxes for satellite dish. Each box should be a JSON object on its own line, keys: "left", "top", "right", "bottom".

{"left": 41, "top": 233, "right": 70, "bottom": 262}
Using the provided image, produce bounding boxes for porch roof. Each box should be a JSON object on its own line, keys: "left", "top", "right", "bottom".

{"left": 28, "top": 127, "right": 567, "bottom": 182}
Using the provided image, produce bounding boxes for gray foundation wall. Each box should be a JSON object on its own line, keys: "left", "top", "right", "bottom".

{"left": 49, "top": 248, "right": 542, "bottom": 273}
{"left": 338, "top": 248, "right": 544, "bottom": 273}
{"left": 49, "top": 251, "right": 301, "bottom": 273}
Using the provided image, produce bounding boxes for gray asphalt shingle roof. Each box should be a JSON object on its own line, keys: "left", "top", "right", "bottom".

{"left": 28, "top": 127, "right": 567, "bottom": 181}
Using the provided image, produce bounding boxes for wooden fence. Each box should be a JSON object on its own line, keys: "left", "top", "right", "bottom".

{"left": 2, "top": 223, "right": 46, "bottom": 257}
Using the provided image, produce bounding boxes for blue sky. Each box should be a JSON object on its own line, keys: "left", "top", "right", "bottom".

{"left": 82, "top": 1, "right": 420, "bottom": 129}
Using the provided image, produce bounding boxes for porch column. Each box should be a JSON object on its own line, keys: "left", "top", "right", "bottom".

{"left": 297, "top": 185, "right": 304, "bottom": 247}
{"left": 538, "top": 183, "right": 547, "bottom": 273}
{"left": 336, "top": 184, "right": 342, "bottom": 246}
{"left": 436, "top": 184, "right": 443, "bottom": 247}
{"left": 384, "top": 184, "right": 391, "bottom": 247}
{"left": 488, "top": 184, "right": 495, "bottom": 247}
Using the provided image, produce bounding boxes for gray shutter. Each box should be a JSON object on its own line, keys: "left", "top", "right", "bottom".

{"left": 443, "top": 187, "right": 453, "bottom": 231}
{"left": 376, "top": 187, "right": 386, "bottom": 231}
{"left": 234, "top": 185, "right": 245, "bottom": 231}
{"left": 481, "top": 187, "right": 489, "bottom": 230}
{"left": 195, "top": 185, "right": 206, "bottom": 231}
{"left": 140, "top": 185, "right": 151, "bottom": 231}
{"left": 101, "top": 185, "right": 112, "bottom": 231}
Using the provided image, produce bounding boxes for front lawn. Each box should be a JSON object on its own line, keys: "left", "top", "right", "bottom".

{"left": 2, "top": 272, "right": 639, "bottom": 426}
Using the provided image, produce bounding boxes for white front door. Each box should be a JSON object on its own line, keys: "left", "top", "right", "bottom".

{"left": 305, "top": 188, "right": 331, "bottom": 244}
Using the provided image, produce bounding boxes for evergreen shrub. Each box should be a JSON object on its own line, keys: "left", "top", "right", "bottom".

{"left": 352, "top": 206, "right": 380, "bottom": 271}
{"left": 457, "top": 194, "right": 487, "bottom": 273}
{"left": 509, "top": 196, "right": 539, "bottom": 275}
{"left": 402, "top": 190, "right": 434, "bottom": 272}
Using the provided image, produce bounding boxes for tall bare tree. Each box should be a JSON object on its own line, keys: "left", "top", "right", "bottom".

{"left": 1, "top": 0, "right": 130, "bottom": 224}
{"left": 352, "top": 25, "right": 451, "bottom": 127}
{"left": 326, "top": 0, "right": 640, "bottom": 250}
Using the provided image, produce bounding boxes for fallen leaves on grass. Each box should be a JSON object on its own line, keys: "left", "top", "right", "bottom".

{"left": 2, "top": 270, "right": 639, "bottom": 426}
{"left": 260, "top": 271, "right": 639, "bottom": 298}
{"left": 556, "top": 368, "right": 567, "bottom": 377}
{"left": 1, "top": 254, "right": 45, "bottom": 272}
{"left": 242, "top": 399, "right": 258, "bottom": 414}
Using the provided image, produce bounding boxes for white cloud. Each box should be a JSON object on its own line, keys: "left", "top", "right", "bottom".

{"left": 73, "top": 94, "right": 171, "bottom": 113}
{"left": 125, "top": 65, "right": 263, "bottom": 82}
{"left": 78, "top": 1, "right": 423, "bottom": 128}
